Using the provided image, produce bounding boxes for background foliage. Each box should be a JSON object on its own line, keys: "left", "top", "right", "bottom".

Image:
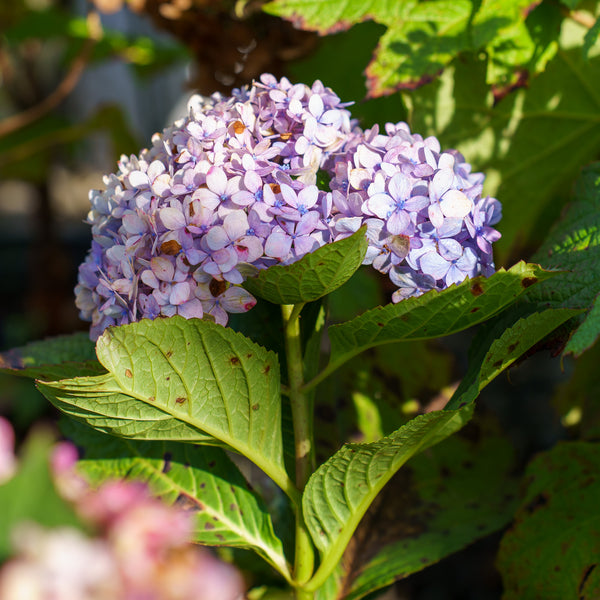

{"left": 2, "top": 0, "right": 600, "bottom": 598}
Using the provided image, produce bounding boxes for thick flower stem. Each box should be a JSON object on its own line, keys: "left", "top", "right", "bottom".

{"left": 282, "top": 303, "right": 315, "bottom": 597}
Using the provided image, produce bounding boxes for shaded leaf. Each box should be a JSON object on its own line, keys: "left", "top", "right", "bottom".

{"left": 61, "top": 419, "right": 291, "bottom": 579}
{"left": 530, "top": 163, "right": 600, "bottom": 356}
{"left": 0, "top": 105, "right": 139, "bottom": 184}
{"left": 243, "top": 227, "right": 368, "bottom": 305}
{"left": 552, "top": 342, "right": 600, "bottom": 440}
{"left": 0, "top": 429, "right": 82, "bottom": 561}
{"left": 497, "top": 441, "right": 600, "bottom": 599}
{"left": 303, "top": 405, "right": 473, "bottom": 591}
{"left": 0, "top": 332, "right": 103, "bottom": 380}
{"left": 446, "top": 305, "right": 582, "bottom": 410}
{"left": 583, "top": 16, "right": 600, "bottom": 60}
{"left": 343, "top": 418, "right": 519, "bottom": 600}
{"left": 325, "top": 262, "right": 552, "bottom": 376}
{"left": 37, "top": 317, "right": 295, "bottom": 500}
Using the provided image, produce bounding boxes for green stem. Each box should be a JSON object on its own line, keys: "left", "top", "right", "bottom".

{"left": 282, "top": 303, "right": 315, "bottom": 594}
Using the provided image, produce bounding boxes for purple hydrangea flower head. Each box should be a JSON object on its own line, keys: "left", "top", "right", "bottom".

{"left": 75, "top": 75, "right": 357, "bottom": 339}
{"left": 329, "top": 122, "right": 501, "bottom": 300}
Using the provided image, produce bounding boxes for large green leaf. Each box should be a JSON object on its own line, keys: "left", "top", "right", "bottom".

{"left": 243, "top": 227, "right": 368, "bottom": 305}
{"left": 497, "top": 441, "right": 600, "bottom": 599}
{"left": 61, "top": 419, "right": 291, "bottom": 580}
{"left": 264, "top": 0, "right": 556, "bottom": 95}
{"left": 529, "top": 163, "right": 600, "bottom": 356}
{"left": 343, "top": 419, "right": 519, "bottom": 600}
{"left": 0, "top": 429, "right": 82, "bottom": 561}
{"left": 0, "top": 332, "right": 103, "bottom": 380}
{"left": 407, "top": 19, "right": 600, "bottom": 263}
{"left": 37, "top": 317, "right": 296, "bottom": 500}
{"left": 321, "top": 262, "right": 551, "bottom": 382}
{"left": 302, "top": 405, "right": 473, "bottom": 591}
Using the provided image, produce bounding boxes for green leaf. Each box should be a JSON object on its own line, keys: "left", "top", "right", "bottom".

{"left": 243, "top": 227, "right": 368, "bottom": 305}
{"left": 407, "top": 20, "right": 600, "bottom": 263}
{"left": 0, "top": 332, "right": 103, "bottom": 380}
{"left": 497, "top": 441, "right": 600, "bottom": 599}
{"left": 0, "top": 429, "right": 82, "bottom": 561}
{"left": 264, "top": 0, "right": 552, "bottom": 96}
{"left": 583, "top": 16, "right": 600, "bottom": 60}
{"left": 37, "top": 317, "right": 296, "bottom": 501}
{"left": 61, "top": 419, "right": 291, "bottom": 580}
{"left": 324, "top": 262, "right": 552, "bottom": 378}
{"left": 303, "top": 405, "right": 473, "bottom": 591}
{"left": 344, "top": 418, "right": 519, "bottom": 600}
{"left": 552, "top": 342, "right": 600, "bottom": 440}
{"left": 446, "top": 305, "right": 582, "bottom": 410}
{"left": 526, "top": 163, "right": 600, "bottom": 355}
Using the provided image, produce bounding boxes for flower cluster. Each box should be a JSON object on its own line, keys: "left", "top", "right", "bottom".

{"left": 0, "top": 423, "right": 244, "bottom": 600}
{"left": 329, "top": 122, "right": 501, "bottom": 301}
{"left": 75, "top": 74, "right": 501, "bottom": 339}
{"left": 76, "top": 74, "right": 355, "bottom": 339}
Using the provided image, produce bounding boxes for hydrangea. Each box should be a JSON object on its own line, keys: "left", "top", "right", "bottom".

{"left": 75, "top": 74, "right": 356, "bottom": 339}
{"left": 0, "top": 420, "right": 245, "bottom": 600}
{"left": 75, "top": 74, "right": 501, "bottom": 339}
{"left": 328, "top": 122, "right": 501, "bottom": 302}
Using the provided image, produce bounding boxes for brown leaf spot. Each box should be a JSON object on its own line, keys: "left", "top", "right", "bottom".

{"left": 216, "top": 533, "right": 225, "bottom": 541}
{"left": 209, "top": 278, "right": 228, "bottom": 297}
{"left": 493, "top": 360, "right": 503, "bottom": 368}
{"left": 166, "top": 350, "right": 174, "bottom": 358}
{"left": 377, "top": 322, "right": 384, "bottom": 327}
{"left": 208, "top": 460, "right": 216, "bottom": 468}
{"left": 229, "top": 503, "right": 238, "bottom": 511}
{"left": 521, "top": 277, "right": 538, "bottom": 288}
{"left": 470, "top": 307, "right": 480, "bottom": 313}
{"left": 524, "top": 492, "right": 549, "bottom": 515}
{"left": 175, "top": 397, "right": 187, "bottom": 404}
{"left": 204, "top": 522, "right": 215, "bottom": 530}
{"left": 263, "top": 364, "right": 271, "bottom": 374}
{"left": 174, "top": 493, "right": 197, "bottom": 511}
{"left": 125, "top": 369, "right": 133, "bottom": 378}
{"left": 507, "top": 343, "right": 518, "bottom": 353}
{"left": 148, "top": 396, "right": 155, "bottom": 402}
{"left": 160, "top": 240, "right": 182, "bottom": 255}
{"left": 470, "top": 282, "right": 484, "bottom": 296}
{"left": 252, "top": 403, "right": 259, "bottom": 411}
{"left": 230, "top": 356, "right": 240, "bottom": 365}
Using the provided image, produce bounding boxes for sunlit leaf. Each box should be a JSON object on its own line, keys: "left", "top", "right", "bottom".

{"left": 264, "top": 0, "right": 555, "bottom": 95}
{"left": 303, "top": 405, "right": 473, "bottom": 591}
{"left": 325, "top": 262, "right": 552, "bottom": 375}
{"left": 344, "top": 419, "right": 519, "bottom": 599}
{"left": 62, "top": 419, "right": 291, "bottom": 579}
{"left": 37, "top": 317, "right": 295, "bottom": 499}
{"left": 407, "top": 20, "right": 600, "bottom": 263}
{"left": 243, "top": 227, "right": 367, "bottom": 305}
